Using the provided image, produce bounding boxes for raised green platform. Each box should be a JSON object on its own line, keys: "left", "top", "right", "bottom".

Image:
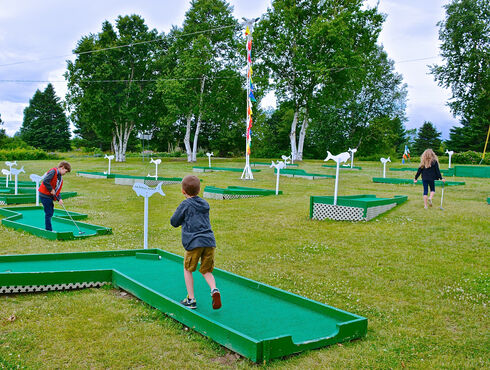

{"left": 0, "top": 206, "right": 111, "bottom": 240}
{"left": 453, "top": 165, "right": 490, "bottom": 178}
{"left": 0, "top": 249, "right": 367, "bottom": 362}
{"left": 310, "top": 195, "right": 408, "bottom": 221}
{"left": 0, "top": 190, "right": 77, "bottom": 205}
{"left": 0, "top": 179, "right": 37, "bottom": 188}
{"left": 372, "top": 177, "right": 465, "bottom": 186}
{"left": 203, "top": 186, "right": 281, "bottom": 200}
{"left": 76, "top": 171, "right": 115, "bottom": 179}
{"left": 322, "top": 164, "right": 362, "bottom": 170}
{"left": 193, "top": 166, "right": 261, "bottom": 173}
{"left": 113, "top": 174, "right": 182, "bottom": 186}
{"left": 389, "top": 167, "right": 454, "bottom": 176}
{"left": 274, "top": 168, "right": 334, "bottom": 180}
{"left": 251, "top": 162, "right": 298, "bottom": 167}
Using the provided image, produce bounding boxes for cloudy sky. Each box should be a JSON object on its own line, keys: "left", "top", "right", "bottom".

{"left": 0, "top": 0, "right": 457, "bottom": 138}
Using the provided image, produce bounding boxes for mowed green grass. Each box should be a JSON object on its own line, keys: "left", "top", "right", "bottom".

{"left": 0, "top": 157, "right": 488, "bottom": 368}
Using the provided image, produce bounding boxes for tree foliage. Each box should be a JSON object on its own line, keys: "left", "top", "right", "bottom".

{"left": 20, "top": 84, "right": 71, "bottom": 151}
{"left": 430, "top": 0, "right": 489, "bottom": 151}
{"left": 414, "top": 121, "right": 442, "bottom": 155}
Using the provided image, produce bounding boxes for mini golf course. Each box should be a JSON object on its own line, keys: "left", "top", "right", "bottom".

{"left": 372, "top": 178, "right": 465, "bottom": 186}
{"left": 0, "top": 206, "right": 111, "bottom": 240}
{"left": 0, "top": 189, "right": 77, "bottom": 205}
{"left": 322, "top": 164, "right": 362, "bottom": 170}
{"left": 203, "top": 186, "right": 281, "bottom": 200}
{"left": 275, "top": 168, "right": 334, "bottom": 180}
{"left": 310, "top": 195, "right": 408, "bottom": 221}
{"left": 0, "top": 248, "right": 367, "bottom": 363}
{"left": 193, "top": 166, "right": 261, "bottom": 173}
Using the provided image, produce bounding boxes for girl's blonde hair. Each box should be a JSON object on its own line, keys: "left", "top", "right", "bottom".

{"left": 420, "top": 149, "right": 438, "bottom": 168}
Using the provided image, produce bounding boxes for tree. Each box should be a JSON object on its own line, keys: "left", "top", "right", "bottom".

{"left": 157, "top": 0, "right": 242, "bottom": 162}
{"left": 414, "top": 121, "right": 442, "bottom": 155}
{"left": 66, "top": 15, "right": 165, "bottom": 161}
{"left": 254, "top": 0, "right": 385, "bottom": 160}
{"left": 0, "top": 113, "right": 5, "bottom": 138}
{"left": 357, "top": 116, "right": 406, "bottom": 157}
{"left": 20, "top": 84, "right": 71, "bottom": 151}
{"left": 430, "top": 0, "right": 489, "bottom": 151}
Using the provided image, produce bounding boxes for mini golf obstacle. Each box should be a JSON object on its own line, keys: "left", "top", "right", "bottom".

{"left": 0, "top": 249, "right": 367, "bottom": 362}
{"left": 203, "top": 186, "right": 281, "bottom": 200}
{"left": 389, "top": 167, "right": 455, "bottom": 176}
{"left": 322, "top": 164, "right": 362, "bottom": 170}
{"left": 453, "top": 165, "right": 490, "bottom": 178}
{"left": 372, "top": 178, "right": 465, "bottom": 186}
{"left": 114, "top": 174, "right": 182, "bottom": 186}
{"left": 193, "top": 166, "right": 261, "bottom": 173}
{"left": 0, "top": 206, "right": 111, "bottom": 240}
{"left": 310, "top": 195, "right": 408, "bottom": 221}
{"left": 274, "top": 168, "right": 334, "bottom": 180}
{"left": 251, "top": 161, "right": 298, "bottom": 167}
{"left": 0, "top": 189, "right": 77, "bottom": 205}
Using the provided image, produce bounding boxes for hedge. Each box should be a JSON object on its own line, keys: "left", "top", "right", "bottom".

{"left": 0, "top": 149, "right": 59, "bottom": 161}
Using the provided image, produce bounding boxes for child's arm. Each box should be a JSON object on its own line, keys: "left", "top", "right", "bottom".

{"left": 170, "top": 202, "right": 186, "bottom": 227}
{"left": 435, "top": 162, "right": 442, "bottom": 180}
{"left": 414, "top": 167, "right": 422, "bottom": 182}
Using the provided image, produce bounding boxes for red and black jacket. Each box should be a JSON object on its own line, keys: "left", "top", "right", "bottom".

{"left": 39, "top": 168, "right": 63, "bottom": 199}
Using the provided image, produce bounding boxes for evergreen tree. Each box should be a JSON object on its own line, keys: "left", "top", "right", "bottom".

{"left": 430, "top": 0, "right": 489, "bottom": 151}
{"left": 414, "top": 121, "right": 442, "bottom": 155}
{"left": 21, "top": 84, "right": 71, "bottom": 151}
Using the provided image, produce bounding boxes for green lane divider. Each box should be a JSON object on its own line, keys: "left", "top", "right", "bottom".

{"left": 0, "top": 206, "right": 111, "bottom": 240}
{"left": 389, "top": 167, "right": 454, "bottom": 176}
{"left": 0, "top": 179, "right": 37, "bottom": 188}
{"left": 203, "top": 186, "right": 281, "bottom": 199}
{"left": 76, "top": 172, "right": 183, "bottom": 185}
{"left": 372, "top": 177, "right": 465, "bottom": 186}
{"left": 274, "top": 168, "right": 334, "bottom": 179}
{"left": 0, "top": 191, "right": 77, "bottom": 205}
{"left": 193, "top": 166, "right": 261, "bottom": 173}
{"left": 453, "top": 165, "right": 490, "bottom": 178}
{"left": 322, "top": 164, "right": 362, "bottom": 170}
{"left": 0, "top": 249, "right": 367, "bottom": 362}
{"left": 251, "top": 162, "right": 299, "bottom": 167}
{"left": 76, "top": 171, "right": 115, "bottom": 179}
{"left": 310, "top": 195, "right": 408, "bottom": 221}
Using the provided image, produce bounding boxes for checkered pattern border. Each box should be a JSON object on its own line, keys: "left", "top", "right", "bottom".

{"left": 0, "top": 281, "right": 110, "bottom": 294}
{"left": 203, "top": 192, "right": 261, "bottom": 200}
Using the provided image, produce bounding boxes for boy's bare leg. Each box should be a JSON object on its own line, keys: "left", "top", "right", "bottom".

{"left": 202, "top": 272, "right": 217, "bottom": 291}
{"left": 184, "top": 268, "right": 195, "bottom": 299}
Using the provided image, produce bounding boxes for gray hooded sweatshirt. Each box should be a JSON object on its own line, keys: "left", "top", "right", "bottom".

{"left": 170, "top": 196, "right": 216, "bottom": 251}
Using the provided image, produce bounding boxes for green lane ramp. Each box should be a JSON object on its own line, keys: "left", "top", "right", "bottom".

{"left": 0, "top": 191, "right": 77, "bottom": 205}
{"left": 76, "top": 171, "right": 115, "bottom": 179}
{"left": 203, "top": 186, "right": 281, "bottom": 199}
{"left": 310, "top": 195, "right": 408, "bottom": 221}
{"left": 0, "top": 206, "right": 111, "bottom": 240}
{"left": 389, "top": 167, "right": 454, "bottom": 176}
{"left": 193, "top": 166, "right": 261, "bottom": 173}
{"left": 322, "top": 164, "right": 362, "bottom": 170}
{"left": 112, "top": 174, "right": 182, "bottom": 186}
{"left": 274, "top": 168, "right": 334, "bottom": 179}
{"left": 372, "top": 177, "right": 465, "bottom": 186}
{"left": 251, "top": 162, "right": 299, "bottom": 167}
{"left": 0, "top": 249, "right": 367, "bottom": 362}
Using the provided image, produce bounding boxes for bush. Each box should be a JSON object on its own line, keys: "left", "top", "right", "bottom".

{"left": 0, "top": 148, "right": 59, "bottom": 161}
{"left": 452, "top": 151, "right": 490, "bottom": 165}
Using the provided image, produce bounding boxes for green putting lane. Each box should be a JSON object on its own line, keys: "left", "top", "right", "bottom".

{"left": 0, "top": 206, "right": 111, "bottom": 240}
{"left": 0, "top": 249, "right": 367, "bottom": 362}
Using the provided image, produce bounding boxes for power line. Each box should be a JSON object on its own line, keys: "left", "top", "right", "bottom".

{"left": 0, "top": 24, "right": 237, "bottom": 68}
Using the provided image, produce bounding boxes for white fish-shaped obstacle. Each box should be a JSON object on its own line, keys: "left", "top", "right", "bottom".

{"left": 10, "top": 166, "right": 25, "bottom": 195}
{"left": 270, "top": 160, "right": 287, "bottom": 195}
{"left": 380, "top": 157, "right": 391, "bottom": 178}
{"left": 5, "top": 161, "right": 17, "bottom": 181}
{"left": 1, "top": 169, "right": 10, "bottom": 187}
{"left": 148, "top": 158, "right": 162, "bottom": 179}
{"left": 324, "top": 151, "right": 350, "bottom": 205}
{"left": 104, "top": 154, "right": 114, "bottom": 175}
{"left": 30, "top": 173, "right": 45, "bottom": 206}
{"left": 206, "top": 152, "right": 214, "bottom": 168}
{"left": 348, "top": 148, "right": 357, "bottom": 168}
{"left": 133, "top": 182, "right": 165, "bottom": 249}
{"left": 445, "top": 149, "right": 454, "bottom": 169}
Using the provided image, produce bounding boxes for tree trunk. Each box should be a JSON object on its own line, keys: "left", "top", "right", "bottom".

{"left": 113, "top": 120, "right": 134, "bottom": 162}
{"left": 289, "top": 110, "right": 299, "bottom": 161}
{"left": 192, "top": 76, "right": 206, "bottom": 162}
{"left": 184, "top": 115, "right": 193, "bottom": 162}
{"left": 297, "top": 109, "right": 309, "bottom": 161}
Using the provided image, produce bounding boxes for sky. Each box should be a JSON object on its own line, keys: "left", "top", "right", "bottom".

{"left": 0, "top": 0, "right": 458, "bottom": 139}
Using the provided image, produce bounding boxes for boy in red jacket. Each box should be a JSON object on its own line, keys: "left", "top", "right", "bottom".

{"left": 38, "top": 161, "right": 71, "bottom": 231}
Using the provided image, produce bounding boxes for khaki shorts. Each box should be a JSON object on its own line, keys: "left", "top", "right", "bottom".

{"left": 184, "top": 247, "right": 215, "bottom": 274}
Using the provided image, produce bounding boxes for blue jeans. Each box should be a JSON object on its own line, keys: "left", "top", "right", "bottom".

{"left": 422, "top": 180, "right": 435, "bottom": 196}
{"left": 40, "top": 196, "right": 54, "bottom": 231}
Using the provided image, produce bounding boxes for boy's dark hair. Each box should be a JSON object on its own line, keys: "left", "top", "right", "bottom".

{"left": 58, "top": 161, "right": 71, "bottom": 172}
{"left": 182, "top": 175, "right": 200, "bottom": 196}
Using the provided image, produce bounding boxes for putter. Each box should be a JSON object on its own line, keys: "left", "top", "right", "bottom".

{"left": 56, "top": 196, "right": 85, "bottom": 234}
{"left": 440, "top": 182, "right": 445, "bottom": 210}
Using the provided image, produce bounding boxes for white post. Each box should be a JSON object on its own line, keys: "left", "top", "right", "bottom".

{"left": 206, "top": 152, "right": 214, "bottom": 168}
{"left": 380, "top": 157, "right": 391, "bottom": 178}
{"left": 5, "top": 161, "right": 17, "bottom": 181}
{"left": 348, "top": 148, "right": 357, "bottom": 168}
{"left": 104, "top": 154, "right": 114, "bottom": 175}
{"left": 2, "top": 169, "right": 9, "bottom": 188}
{"left": 334, "top": 162, "right": 340, "bottom": 205}
{"left": 10, "top": 167, "right": 25, "bottom": 195}
{"left": 270, "top": 160, "right": 286, "bottom": 195}
{"left": 324, "top": 151, "right": 350, "bottom": 206}
{"left": 446, "top": 150, "right": 454, "bottom": 169}
{"left": 132, "top": 182, "right": 165, "bottom": 250}
{"left": 30, "top": 174, "right": 44, "bottom": 206}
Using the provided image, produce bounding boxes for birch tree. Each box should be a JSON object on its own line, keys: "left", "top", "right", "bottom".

{"left": 65, "top": 15, "right": 165, "bottom": 161}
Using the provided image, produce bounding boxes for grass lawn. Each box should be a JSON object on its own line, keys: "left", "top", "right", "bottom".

{"left": 0, "top": 156, "right": 488, "bottom": 368}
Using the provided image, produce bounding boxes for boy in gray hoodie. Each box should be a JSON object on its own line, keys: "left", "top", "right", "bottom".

{"left": 171, "top": 175, "right": 221, "bottom": 310}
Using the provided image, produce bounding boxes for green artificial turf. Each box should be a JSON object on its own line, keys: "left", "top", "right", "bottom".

{"left": 0, "top": 156, "right": 488, "bottom": 368}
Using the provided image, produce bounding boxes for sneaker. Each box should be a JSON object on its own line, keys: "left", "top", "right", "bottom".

{"left": 424, "top": 206, "right": 428, "bottom": 209}
{"left": 428, "top": 199, "right": 433, "bottom": 207}
{"left": 181, "top": 296, "right": 196, "bottom": 309}
{"left": 211, "top": 288, "right": 222, "bottom": 310}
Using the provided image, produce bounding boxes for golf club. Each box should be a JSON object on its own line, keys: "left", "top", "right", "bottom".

{"left": 440, "top": 181, "right": 445, "bottom": 210}
{"left": 56, "top": 196, "right": 85, "bottom": 234}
